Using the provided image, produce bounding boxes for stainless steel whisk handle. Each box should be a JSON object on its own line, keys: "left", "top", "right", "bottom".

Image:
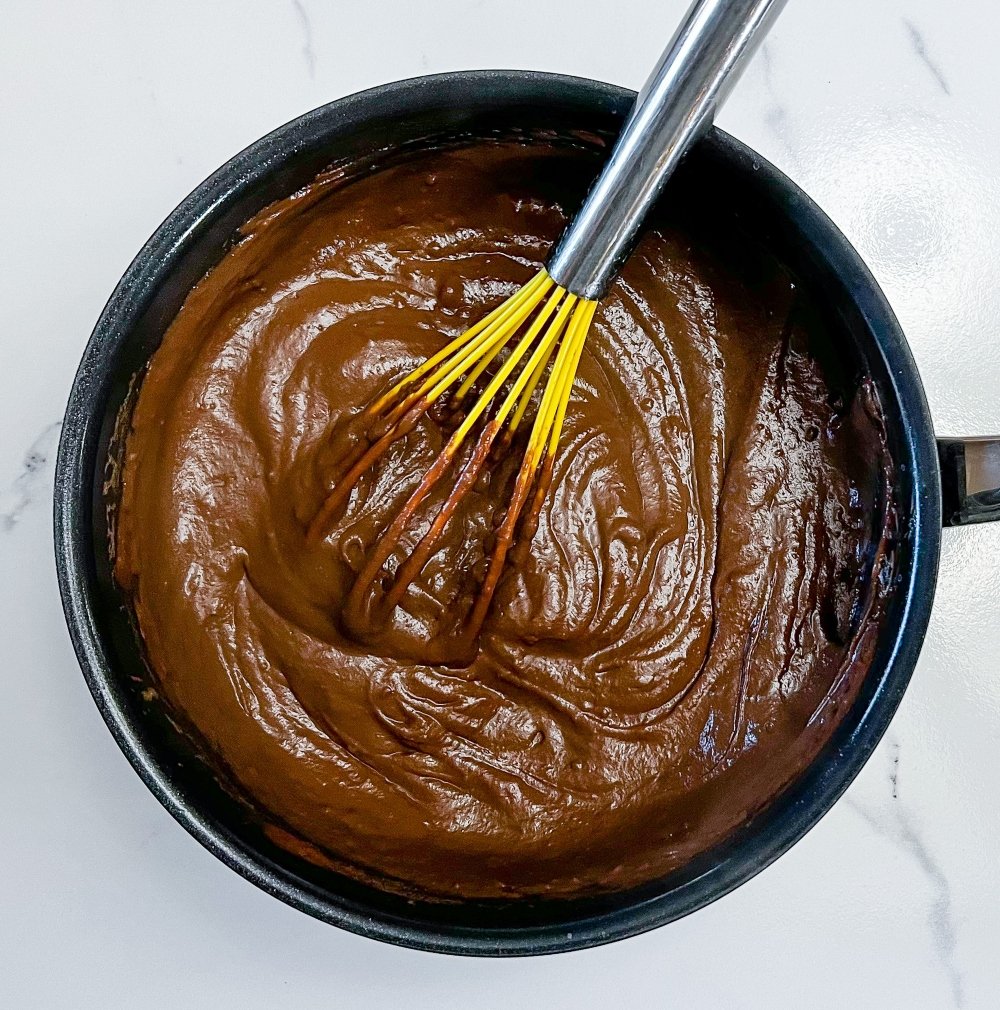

{"left": 546, "top": 0, "right": 789, "bottom": 300}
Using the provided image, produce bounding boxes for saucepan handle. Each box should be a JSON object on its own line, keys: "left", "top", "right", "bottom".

{"left": 938, "top": 437, "right": 1000, "bottom": 526}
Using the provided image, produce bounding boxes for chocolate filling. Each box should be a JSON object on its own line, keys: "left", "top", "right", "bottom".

{"left": 115, "top": 139, "right": 895, "bottom": 899}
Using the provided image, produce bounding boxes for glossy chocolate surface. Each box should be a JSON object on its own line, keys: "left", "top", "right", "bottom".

{"left": 115, "top": 140, "right": 895, "bottom": 899}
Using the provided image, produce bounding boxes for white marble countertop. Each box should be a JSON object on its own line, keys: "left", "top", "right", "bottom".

{"left": 2, "top": 0, "right": 998, "bottom": 1006}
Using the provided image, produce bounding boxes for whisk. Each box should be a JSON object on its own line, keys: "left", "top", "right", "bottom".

{"left": 308, "top": 0, "right": 788, "bottom": 660}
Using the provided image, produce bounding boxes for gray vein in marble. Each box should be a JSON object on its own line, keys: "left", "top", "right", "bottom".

{"left": 292, "top": 0, "right": 317, "bottom": 79}
{"left": 847, "top": 752, "right": 964, "bottom": 1008}
{"left": 759, "top": 41, "right": 800, "bottom": 170}
{"left": 1, "top": 422, "right": 62, "bottom": 532}
{"left": 890, "top": 737, "right": 900, "bottom": 799}
{"left": 903, "top": 19, "right": 951, "bottom": 96}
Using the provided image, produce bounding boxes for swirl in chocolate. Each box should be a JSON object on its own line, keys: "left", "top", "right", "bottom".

{"left": 115, "top": 140, "right": 895, "bottom": 899}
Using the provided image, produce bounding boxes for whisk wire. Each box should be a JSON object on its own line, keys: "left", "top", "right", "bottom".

{"left": 346, "top": 282, "right": 575, "bottom": 620}
{"left": 311, "top": 267, "right": 598, "bottom": 654}
{"left": 457, "top": 295, "right": 596, "bottom": 643}
{"left": 374, "top": 286, "right": 580, "bottom": 616}
{"left": 377, "top": 270, "right": 553, "bottom": 424}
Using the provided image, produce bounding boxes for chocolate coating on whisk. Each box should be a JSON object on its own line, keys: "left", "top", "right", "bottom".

{"left": 115, "top": 140, "right": 896, "bottom": 899}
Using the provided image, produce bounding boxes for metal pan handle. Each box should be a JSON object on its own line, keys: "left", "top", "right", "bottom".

{"left": 938, "top": 437, "right": 1000, "bottom": 526}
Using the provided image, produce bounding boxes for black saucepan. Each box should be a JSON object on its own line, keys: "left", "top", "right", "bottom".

{"left": 54, "top": 72, "right": 1000, "bottom": 956}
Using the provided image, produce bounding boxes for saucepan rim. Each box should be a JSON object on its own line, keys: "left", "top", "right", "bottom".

{"left": 53, "top": 70, "right": 941, "bottom": 956}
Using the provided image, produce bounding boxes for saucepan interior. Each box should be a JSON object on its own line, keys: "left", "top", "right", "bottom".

{"left": 54, "top": 71, "right": 940, "bottom": 955}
